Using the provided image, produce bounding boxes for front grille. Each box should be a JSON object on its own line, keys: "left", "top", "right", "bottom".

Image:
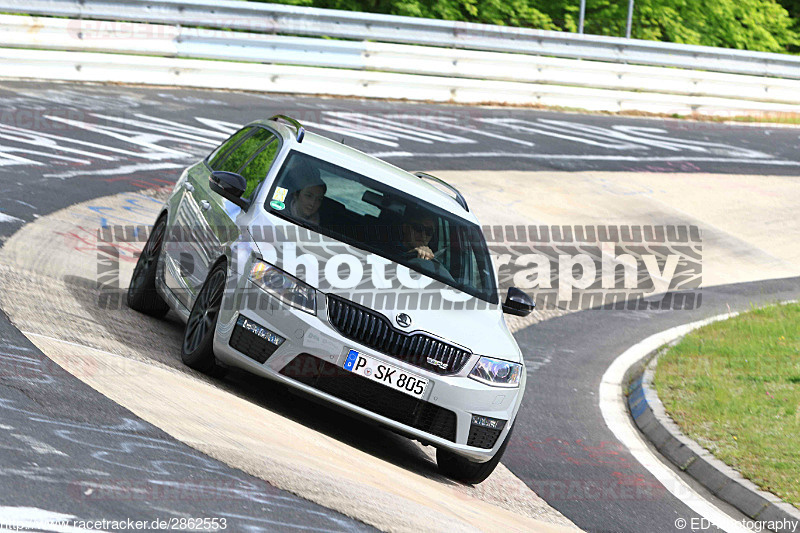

{"left": 280, "top": 354, "right": 457, "bottom": 442}
{"left": 467, "top": 425, "right": 503, "bottom": 449}
{"left": 326, "top": 295, "right": 471, "bottom": 375}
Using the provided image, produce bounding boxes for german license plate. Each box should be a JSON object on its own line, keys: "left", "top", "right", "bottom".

{"left": 343, "top": 350, "right": 428, "bottom": 399}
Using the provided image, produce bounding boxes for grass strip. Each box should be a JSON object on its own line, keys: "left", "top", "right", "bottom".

{"left": 655, "top": 302, "right": 800, "bottom": 509}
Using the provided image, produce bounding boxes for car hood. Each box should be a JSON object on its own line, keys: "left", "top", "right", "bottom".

{"left": 249, "top": 219, "right": 522, "bottom": 361}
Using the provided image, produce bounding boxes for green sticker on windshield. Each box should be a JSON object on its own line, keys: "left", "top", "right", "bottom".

{"left": 270, "top": 200, "right": 285, "bottom": 211}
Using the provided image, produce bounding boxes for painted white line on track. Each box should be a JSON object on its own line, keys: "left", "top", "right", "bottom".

{"left": 0, "top": 212, "right": 23, "bottom": 224}
{"left": 42, "top": 162, "right": 186, "bottom": 180}
{"left": 393, "top": 115, "right": 536, "bottom": 147}
{"left": 302, "top": 120, "right": 399, "bottom": 147}
{"left": 9, "top": 433, "right": 67, "bottom": 456}
{"left": 599, "top": 311, "right": 752, "bottom": 533}
{"left": 368, "top": 151, "right": 415, "bottom": 158}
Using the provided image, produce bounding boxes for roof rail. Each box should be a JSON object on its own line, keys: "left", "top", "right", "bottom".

{"left": 269, "top": 114, "right": 305, "bottom": 142}
{"left": 413, "top": 172, "right": 469, "bottom": 212}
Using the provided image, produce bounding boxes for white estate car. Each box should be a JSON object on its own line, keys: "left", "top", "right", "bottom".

{"left": 128, "top": 115, "right": 535, "bottom": 484}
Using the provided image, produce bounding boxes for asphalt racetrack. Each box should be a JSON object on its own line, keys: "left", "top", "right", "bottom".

{"left": 0, "top": 80, "right": 798, "bottom": 532}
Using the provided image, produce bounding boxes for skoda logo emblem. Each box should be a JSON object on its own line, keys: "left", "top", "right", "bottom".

{"left": 396, "top": 313, "right": 412, "bottom": 328}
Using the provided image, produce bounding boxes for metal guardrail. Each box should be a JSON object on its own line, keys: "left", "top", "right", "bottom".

{"left": 5, "top": 46, "right": 800, "bottom": 117}
{"left": 1, "top": 0, "right": 800, "bottom": 79}
{"left": 3, "top": 15, "right": 799, "bottom": 106}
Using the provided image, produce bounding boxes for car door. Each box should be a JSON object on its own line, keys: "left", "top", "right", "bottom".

{"left": 162, "top": 126, "right": 256, "bottom": 307}
{"left": 176, "top": 126, "right": 282, "bottom": 308}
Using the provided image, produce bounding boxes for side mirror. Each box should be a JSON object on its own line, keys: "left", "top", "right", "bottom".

{"left": 502, "top": 287, "right": 535, "bottom": 317}
{"left": 210, "top": 171, "right": 250, "bottom": 210}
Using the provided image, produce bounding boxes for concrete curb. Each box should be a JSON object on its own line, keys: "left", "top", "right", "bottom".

{"left": 625, "top": 346, "right": 800, "bottom": 532}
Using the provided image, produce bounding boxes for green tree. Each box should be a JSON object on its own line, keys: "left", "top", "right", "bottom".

{"left": 261, "top": 0, "right": 558, "bottom": 29}
{"left": 255, "top": 0, "right": 800, "bottom": 53}
{"left": 777, "top": 0, "right": 800, "bottom": 18}
{"left": 776, "top": 0, "right": 800, "bottom": 50}
{"left": 684, "top": 0, "right": 798, "bottom": 51}
{"left": 535, "top": 0, "right": 798, "bottom": 51}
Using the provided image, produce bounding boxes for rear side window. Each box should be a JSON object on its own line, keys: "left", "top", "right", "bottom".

{"left": 215, "top": 128, "right": 275, "bottom": 175}
{"left": 208, "top": 127, "right": 253, "bottom": 170}
{"left": 239, "top": 139, "right": 279, "bottom": 201}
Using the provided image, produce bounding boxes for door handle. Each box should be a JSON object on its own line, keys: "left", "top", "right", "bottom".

{"left": 183, "top": 182, "right": 194, "bottom": 192}
{"left": 200, "top": 200, "right": 211, "bottom": 211}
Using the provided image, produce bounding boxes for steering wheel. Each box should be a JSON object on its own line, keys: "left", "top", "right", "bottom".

{"left": 406, "top": 251, "right": 455, "bottom": 284}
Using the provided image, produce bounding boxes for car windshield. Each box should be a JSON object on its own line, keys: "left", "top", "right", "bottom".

{"left": 266, "top": 151, "right": 498, "bottom": 304}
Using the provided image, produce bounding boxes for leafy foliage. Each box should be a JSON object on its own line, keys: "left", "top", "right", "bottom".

{"left": 255, "top": 0, "right": 800, "bottom": 53}
{"left": 777, "top": 0, "right": 800, "bottom": 50}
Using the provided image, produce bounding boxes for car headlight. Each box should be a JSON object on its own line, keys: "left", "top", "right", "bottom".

{"left": 469, "top": 357, "right": 522, "bottom": 388}
{"left": 249, "top": 260, "right": 316, "bottom": 315}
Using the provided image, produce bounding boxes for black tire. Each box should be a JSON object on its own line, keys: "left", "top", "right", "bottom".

{"left": 127, "top": 215, "right": 170, "bottom": 318}
{"left": 436, "top": 426, "right": 514, "bottom": 484}
{"left": 181, "top": 262, "right": 227, "bottom": 376}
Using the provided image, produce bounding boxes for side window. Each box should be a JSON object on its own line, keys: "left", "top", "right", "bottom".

{"left": 208, "top": 127, "right": 252, "bottom": 170}
{"left": 216, "top": 127, "right": 275, "bottom": 175}
{"left": 239, "top": 138, "right": 279, "bottom": 201}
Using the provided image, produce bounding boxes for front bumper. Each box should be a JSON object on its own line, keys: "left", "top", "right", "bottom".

{"left": 213, "top": 285, "right": 525, "bottom": 462}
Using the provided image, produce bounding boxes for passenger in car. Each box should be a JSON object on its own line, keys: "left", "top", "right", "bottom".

{"left": 288, "top": 169, "right": 327, "bottom": 225}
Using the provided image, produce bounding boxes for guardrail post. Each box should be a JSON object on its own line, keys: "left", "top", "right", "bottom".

{"left": 626, "top": 0, "right": 635, "bottom": 39}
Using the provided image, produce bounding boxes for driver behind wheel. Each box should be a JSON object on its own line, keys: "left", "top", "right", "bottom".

{"left": 395, "top": 207, "right": 455, "bottom": 283}
{"left": 401, "top": 207, "right": 436, "bottom": 261}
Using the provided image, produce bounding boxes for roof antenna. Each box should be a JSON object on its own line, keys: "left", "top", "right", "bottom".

{"left": 340, "top": 138, "right": 346, "bottom": 145}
